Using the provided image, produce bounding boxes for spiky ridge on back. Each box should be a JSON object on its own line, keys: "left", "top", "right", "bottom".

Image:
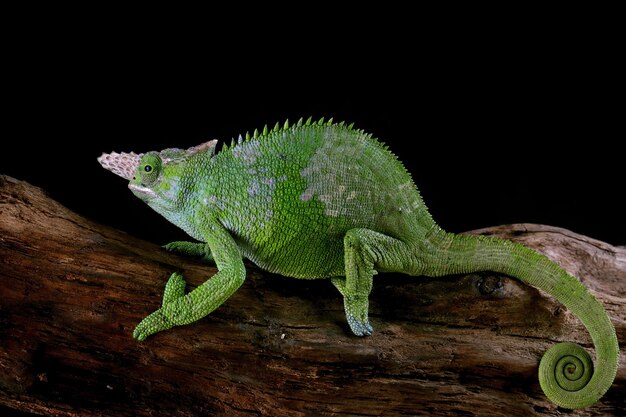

{"left": 223, "top": 117, "right": 366, "bottom": 148}
{"left": 219, "top": 116, "right": 413, "bottom": 180}
{"left": 220, "top": 117, "right": 349, "bottom": 151}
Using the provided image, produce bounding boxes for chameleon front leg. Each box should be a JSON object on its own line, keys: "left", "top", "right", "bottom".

{"left": 134, "top": 219, "right": 245, "bottom": 341}
{"left": 333, "top": 228, "right": 414, "bottom": 337}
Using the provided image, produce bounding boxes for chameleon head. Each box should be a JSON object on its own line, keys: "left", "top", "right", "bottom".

{"left": 98, "top": 140, "right": 218, "bottom": 211}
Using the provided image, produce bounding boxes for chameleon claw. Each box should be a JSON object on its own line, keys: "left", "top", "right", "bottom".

{"left": 133, "top": 326, "right": 148, "bottom": 341}
{"left": 162, "top": 272, "right": 186, "bottom": 306}
{"left": 345, "top": 295, "right": 373, "bottom": 336}
{"left": 347, "top": 316, "right": 374, "bottom": 336}
{"left": 133, "top": 309, "right": 173, "bottom": 341}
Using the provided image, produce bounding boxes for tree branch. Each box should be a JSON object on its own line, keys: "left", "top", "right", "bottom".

{"left": 0, "top": 175, "right": 624, "bottom": 416}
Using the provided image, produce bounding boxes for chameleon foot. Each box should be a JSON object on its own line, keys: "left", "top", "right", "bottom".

{"left": 134, "top": 272, "right": 187, "bottom": 341}
{"left": 133, "top": 309, "right": 172, "bottom": 341}
{"left": 163, "top": 241, "right": 214, "bottom": 262}
{"left": 344, "top": 295, "right": 374, "bottom": 336}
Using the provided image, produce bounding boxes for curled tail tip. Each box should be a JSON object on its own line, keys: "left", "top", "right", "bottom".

{"left": 538, "top": 341, "right": 618, "bottom": 409}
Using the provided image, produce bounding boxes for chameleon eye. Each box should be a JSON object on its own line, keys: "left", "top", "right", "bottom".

{"left": 137, "top": 152, "right": 162, "bottom": 186}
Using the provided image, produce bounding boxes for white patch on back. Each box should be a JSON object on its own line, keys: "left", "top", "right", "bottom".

{"left": 299, "top": 129, "right": 374, "bottom": 219}
{"left": 232, "top": 139, "right": 262, "bottom": 165}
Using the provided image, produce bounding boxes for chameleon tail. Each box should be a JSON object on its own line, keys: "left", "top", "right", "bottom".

{"left": 425, "top": 231, "right": 619, "bottom": 409}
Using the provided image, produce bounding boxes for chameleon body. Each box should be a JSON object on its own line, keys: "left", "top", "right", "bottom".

{"left": 98, "top": 118, "right": 618, "bottom": 409}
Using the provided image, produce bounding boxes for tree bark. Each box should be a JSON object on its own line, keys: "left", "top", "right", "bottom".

{"left": 0, "top": 175, "right": 624, "bottom": 417}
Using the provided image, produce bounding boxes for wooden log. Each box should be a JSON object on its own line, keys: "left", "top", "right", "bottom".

{"left": 0, "top": 175, "right": 624, "bottom": 416}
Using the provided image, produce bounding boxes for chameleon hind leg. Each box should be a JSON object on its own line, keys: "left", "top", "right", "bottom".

{"left": 332, "top": 228, "right": 416, "bottom": 336}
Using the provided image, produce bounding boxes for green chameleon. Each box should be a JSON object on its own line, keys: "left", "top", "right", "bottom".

{"left": 98, "top": 117, "right": 618, "bottom": 409}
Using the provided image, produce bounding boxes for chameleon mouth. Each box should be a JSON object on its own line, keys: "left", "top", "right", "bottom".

{"left": 128, "top": 183, "right": 157, "bottom": 199}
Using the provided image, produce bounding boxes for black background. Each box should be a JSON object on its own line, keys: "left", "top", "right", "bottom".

{"left": 2, "top": 11, "right": 624, "bottom": 417}
{"left": 3, "top": 16, "right": 624, "bottom": 246}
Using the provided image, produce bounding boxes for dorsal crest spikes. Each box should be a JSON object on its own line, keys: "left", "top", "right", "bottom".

{"left": 219, "top": 117, "right": 356, "bottom": 154}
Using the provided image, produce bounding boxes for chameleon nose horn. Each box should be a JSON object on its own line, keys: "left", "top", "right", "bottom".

{"left": 97, "top": 151, "right": 144, "bottom": 180}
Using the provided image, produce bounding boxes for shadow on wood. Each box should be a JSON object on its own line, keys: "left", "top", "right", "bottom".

{"left": 0, "top": 175, "right": 624, "bottom": 416}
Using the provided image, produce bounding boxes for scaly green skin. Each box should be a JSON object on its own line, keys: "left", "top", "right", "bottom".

{"left": 98, "top": 117, "right": 619, "bottom": 409}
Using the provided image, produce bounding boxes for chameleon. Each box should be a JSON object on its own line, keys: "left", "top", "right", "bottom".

{"left": 98, "top": 117, "right": 618, "bottom": 409}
